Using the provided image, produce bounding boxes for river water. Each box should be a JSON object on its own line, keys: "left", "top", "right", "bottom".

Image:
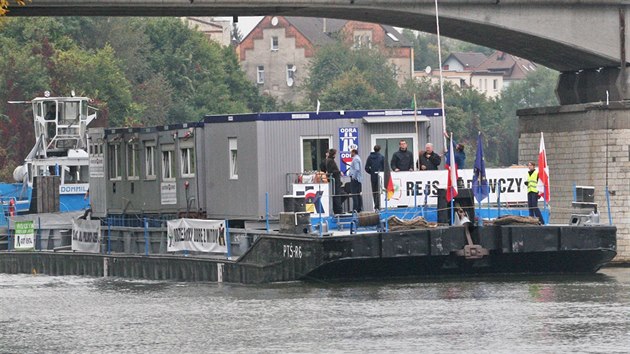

{"left": 1, "top": 268, "right": 629, "bottom": 353}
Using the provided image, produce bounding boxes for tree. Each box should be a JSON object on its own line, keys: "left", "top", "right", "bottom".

{"left": 498, "top": 66, "right": 559, "bottom": 163}
{"left": 304, "top": 42, "right": 399, "bottom": 108}
{"left": 0, "top": 0, "right": 28, "bottom": 16}
{"left": 143, "top": 18, "right": 274, "bottom": 123}
{"left": 318, "top": 68, "right": 388, "bottom": 110}
{"left": 0, "top": 36, "right": 49, "bottom": 181}
{"left": 51, "top": 45, "right": 133, "bottom": 126}
{"left": 231, "top": 23, "right": 243, "bottom": 44}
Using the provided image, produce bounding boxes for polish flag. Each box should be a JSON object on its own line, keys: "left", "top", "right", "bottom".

{"left": 538, "top": 132, "right": 550, "bottom": 202}
{"left": 446, "top": 133, "right": 458, "bottom": 202}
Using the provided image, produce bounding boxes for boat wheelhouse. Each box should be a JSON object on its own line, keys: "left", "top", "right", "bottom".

{"left": 0, "top": 95, "right": 96, "bottom": 221}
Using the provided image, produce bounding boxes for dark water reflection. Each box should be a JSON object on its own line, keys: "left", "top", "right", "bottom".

{"left": 1, "top": 268, "right": 629, "bottom": 353}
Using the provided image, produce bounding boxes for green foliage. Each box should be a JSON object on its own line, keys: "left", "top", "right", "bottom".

{"left": 401, "top": 29, "right": 494, "bottom": 72}
{"left": 305, "top": 32, "right": 559, "bottom": 167}
{"left": 497, "top": 66, "right": 559, "bottom": 163}
{"left": 319, "top": 68, "right": 388, "bottom": 110}
{"left": 304, "top": 42, "right": 398, "bottom": 108}
{"left": 0, "top": 35, "right": 49, "bottom": 181}
{"left": 52, "top": 45, "right": 133, "bottom": 126}
{"left": 0, "top": 16, "right": 274, "bottom": 181}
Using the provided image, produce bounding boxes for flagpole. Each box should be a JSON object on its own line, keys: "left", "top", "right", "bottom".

{"left": 476, "top": 131, "right": 482, "bottom": 226}
{"left": 413, "top": 94, "right": 418, "bottom": 168}
{"left": 473, "top": 131, "right": 489, "bottom": 226}
{"left": 478, "top": 197, "right": 483, "bottom": 226}
{"left": 447, "top": 132, "right": 458, "bottom": 225}
{"left": 434, "top": 0, "right": 448, "bottom": 152}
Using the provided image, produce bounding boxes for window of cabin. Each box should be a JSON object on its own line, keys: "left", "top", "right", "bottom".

{"left": 127, "top": 142, "right": 140, "bottom": 180}
{"left": 162, "top": 149, "right": 175, "bottom": 180}
{"left": 64, "top": 165, "right": 87, "bottom": 184}
{"left": 108, "top": 143, "right": 122, "bottom": 180}
{"left": 301, "top": 136, "right": 331, "bottom": 172}
{"left": 145, "top": 144, "right": 156, "bottom": 179}
{"left": 180, "top": 147, "right": 196, "bottom": 177}
{"left": 229, "top": 138, "right": 238, "bottom": 179}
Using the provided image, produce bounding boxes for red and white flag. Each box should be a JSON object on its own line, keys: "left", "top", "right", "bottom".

{"left": 446, "top": 133, "right": 458, "bottom": 202}
{"left": 537, "top": 132, "right": 550, "bottom": 202}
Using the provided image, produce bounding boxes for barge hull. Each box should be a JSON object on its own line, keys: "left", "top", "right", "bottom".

{"left": 0, "top": 225, "right": 617, "bottom": 284}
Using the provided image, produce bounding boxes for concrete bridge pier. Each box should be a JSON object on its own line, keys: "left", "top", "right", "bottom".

{"left": 557, "top": 67, "right": 630, "bottom": 105}
{"left": 518, "top": 101, "right": 630, "bottom": 262}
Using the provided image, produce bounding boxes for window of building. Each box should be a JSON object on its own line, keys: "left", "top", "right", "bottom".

{"left": 286, "top": 64, "right": 295, "bottom": 87}
{"left": 386, "top": 32, "right": 399, "bottom": 42}
{"left": 229, "top": 138, "right": 238, "bottom": 179}
{"left": 162, "top": 150, "right": 175, "bottom": 180}
{"left": 301, "top": 137, "right": 331, "bottom": 172}
{"left": 127, "top": 142, "right": 140, "bottom": 179}
{"left": 145, "top": 144, "right": 156, "bottom": 179}
{"left": 493, "top": 79, "right": 498, "bottom": 91}
{"left": 257, "top": 66, "right": 265, "bottom": 84}
{"left": 180, "top": 147, "right": 196, "bottom": 177}
{"left": 108, "top": 143, "right": 122, "bottom": 180}
{"left": 271, "top": 36, "right": 279, "bottom": 51}
{"left": 352, "top": 32, "right": 372, "bottom": 49}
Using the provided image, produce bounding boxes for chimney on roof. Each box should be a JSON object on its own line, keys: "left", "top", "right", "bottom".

{"left": 498, "top": 52, "right": 506, "bottom": 60}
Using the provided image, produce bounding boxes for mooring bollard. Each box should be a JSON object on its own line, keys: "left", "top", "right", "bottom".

{"left": 103, "top": 257, "right": 109, "bottom": 277}
{"left": 107, "top": 217, "right": 112, "bottom": 255}
{"left": 144, "top": 217, "right": 149, "bottom": 256}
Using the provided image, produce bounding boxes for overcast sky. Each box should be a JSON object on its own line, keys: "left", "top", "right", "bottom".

{"left": 217, "top": 16, "right": 262, "bottom": 37}
{"left": 222, "top": 16, "right": 406, "bottom": 38}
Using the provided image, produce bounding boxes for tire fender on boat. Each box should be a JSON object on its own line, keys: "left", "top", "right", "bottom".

{"left": 8, "top": 198, "right": 15, "bottom": 217}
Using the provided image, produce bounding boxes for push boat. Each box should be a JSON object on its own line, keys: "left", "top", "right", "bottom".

{"left": 0, "top": 94, "right": 95, "bottom": 225}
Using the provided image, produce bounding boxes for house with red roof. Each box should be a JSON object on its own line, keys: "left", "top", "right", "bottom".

{"left": 237, "top": 16, "right": 413, "bottom": 104}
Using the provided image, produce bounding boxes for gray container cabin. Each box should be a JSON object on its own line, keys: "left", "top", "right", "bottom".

{"left": 88, "top": 108, "right": 444, "bottom": 222}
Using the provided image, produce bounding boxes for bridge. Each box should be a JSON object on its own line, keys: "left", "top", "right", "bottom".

{"left": 7, "top": 0, "right": 630, "bottom": 105}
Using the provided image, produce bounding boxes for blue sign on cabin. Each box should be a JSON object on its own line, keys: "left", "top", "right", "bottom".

{"left": 339, "top": 127, "right": 359, "bottom": 175}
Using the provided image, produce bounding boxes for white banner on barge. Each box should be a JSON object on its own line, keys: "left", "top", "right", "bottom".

{"left": 292, "top": 167, "right": 529, "bottom": 214}
{"left": 381, "top": 168, "right": 528, "bottom": 207}
{"left": 72, "top": 219, "right": 101, "bottom": 253}
{"left": 167, "top": 218, "right": 227, "bottom": 253}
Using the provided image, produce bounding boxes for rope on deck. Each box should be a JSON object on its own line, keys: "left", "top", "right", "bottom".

{"left": 489, "top": 215, "right": 541, "bottom": 225}
{"left": 387, "top": 215, "right": 438, "bottom": 231}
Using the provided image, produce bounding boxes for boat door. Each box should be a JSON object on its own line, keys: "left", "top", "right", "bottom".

{"left": 371, "top": 134, "right": 417, "bottom": 169}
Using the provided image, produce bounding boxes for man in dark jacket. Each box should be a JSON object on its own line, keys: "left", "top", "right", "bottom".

{"left": 418, "top": 143, "right": 441, "bottom": 170}
{"left": 364, "top": 145, "right": 384, "bottom": 210}
{"left": 325, "top": 149, "right": 344, "bottom": 214}
{"left": 390, "top": 139, "right": 414, "bottom": 171}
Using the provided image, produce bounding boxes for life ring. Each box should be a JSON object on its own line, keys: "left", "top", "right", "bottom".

{"left": 8, "top": 198, "right": 15, "bottom": 217}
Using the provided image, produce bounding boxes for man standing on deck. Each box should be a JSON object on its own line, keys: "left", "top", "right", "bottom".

{"left": 347, "top": 149, "right": 363, "bottom": 212}
{"left": 325, "top": 149, "right": 344, "bottom": 215}
{"left": 418, "top": 143, "right": 441, "bottom": 170}
{"left": 365, "top": 145, "right": 384, "bottom": 210}
{"left": 526, "top": 161, "right": 545, "bottom": 224}
{"left": 391, "top": 139, "right": 414, "bottom": 171}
